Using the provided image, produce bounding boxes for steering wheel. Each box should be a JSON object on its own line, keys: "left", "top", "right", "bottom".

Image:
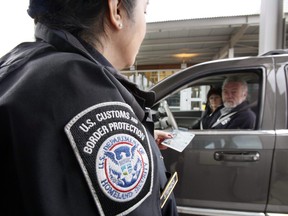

{"left": 161, "top": 100, "right": 178, "bottom": 130}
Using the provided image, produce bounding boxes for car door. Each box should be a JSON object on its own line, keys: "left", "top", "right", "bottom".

{"left": 266, "top": 56, "right": 288, "bottom": 214}
{"left": 152, "top": 58, "right": 276, "bottom": 216}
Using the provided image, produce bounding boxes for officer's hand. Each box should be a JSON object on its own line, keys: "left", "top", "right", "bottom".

{"left": 154, "top": 130, "right": 173, "bottom": 150}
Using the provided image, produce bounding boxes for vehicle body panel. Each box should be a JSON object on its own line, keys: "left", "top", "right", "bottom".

{"left": 150, "top": 54, "right": 288, "bottom": 215}
{"left": 266, "top": 57, "right": 288, "bottom": 214}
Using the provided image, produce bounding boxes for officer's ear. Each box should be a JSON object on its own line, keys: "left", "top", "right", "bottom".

{"left": 107, "top": 0, "right": 124, "bottom": 30}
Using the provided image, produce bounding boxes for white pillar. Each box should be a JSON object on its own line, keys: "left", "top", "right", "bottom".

{"left": 180, "top": 88, "right": 192, "bottom": 111}
{"left": 228, "top": 48, "right": 234, "bottom": 58}
{"left": 259, "top": 0, "right": 284, "bottom": 55}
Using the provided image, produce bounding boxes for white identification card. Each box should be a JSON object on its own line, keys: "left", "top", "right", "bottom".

{"left": 161, "top": 129, "right": 195, "bottom": 152}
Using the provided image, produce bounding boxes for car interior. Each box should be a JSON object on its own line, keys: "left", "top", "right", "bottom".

{"left": 152, "top": 70, "right": 262, "bottom": 130}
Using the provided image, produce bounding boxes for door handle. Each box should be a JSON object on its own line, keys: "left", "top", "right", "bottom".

{"left": 214, "top": 151, "right": 260, "bottom": 162}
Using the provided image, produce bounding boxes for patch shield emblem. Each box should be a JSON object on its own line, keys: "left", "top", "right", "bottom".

{"left": 96, "top": 134, "right": 149, "bottom": 202}
{"left": 65, "top": 102, "right": 153, "bottom": 216}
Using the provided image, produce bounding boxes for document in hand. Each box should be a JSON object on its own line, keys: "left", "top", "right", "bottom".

{"left": 161, "top": 129, "right": 195, "bottom": 152}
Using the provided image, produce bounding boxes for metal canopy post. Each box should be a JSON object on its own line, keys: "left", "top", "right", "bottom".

{"left": 259, "top": 0, "right": 284, "bottom": 55}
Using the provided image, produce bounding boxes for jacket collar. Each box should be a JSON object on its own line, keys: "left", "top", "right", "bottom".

{"left": 35, "top": 22, "right": 98, "bottom": 64}
{"left": 34, "top": 23, "right": 155, "bottom": 108}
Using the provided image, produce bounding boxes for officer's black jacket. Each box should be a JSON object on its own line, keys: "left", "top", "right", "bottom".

{"left": 0, "top": 23, "right": 178, "bottom": 216}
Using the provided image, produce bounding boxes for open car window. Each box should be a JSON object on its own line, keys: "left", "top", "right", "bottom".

{"left": 153, "top": 70, "right": 262, "bottom": 130}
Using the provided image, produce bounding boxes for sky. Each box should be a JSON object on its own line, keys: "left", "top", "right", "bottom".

{"left": 0, "top": 0, "right": 284, "bottom": 57}
{"left": 146, "top": 0, "right": 262, "bottom": 22}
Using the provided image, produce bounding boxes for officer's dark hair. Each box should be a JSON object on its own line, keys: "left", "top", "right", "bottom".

{"left": 27, "top": 0, "right": 136, "bottom": 45}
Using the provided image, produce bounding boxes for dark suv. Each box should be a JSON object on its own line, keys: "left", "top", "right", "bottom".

{"left": 150, "top": 50, "right": 288, "bottom": 216}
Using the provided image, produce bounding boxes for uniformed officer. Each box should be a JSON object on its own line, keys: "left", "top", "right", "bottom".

{"left": 0, "top": 0, "right": 178, "bottom": 215}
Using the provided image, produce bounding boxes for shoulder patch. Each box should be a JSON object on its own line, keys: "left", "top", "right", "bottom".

{"left": 65, "top": 102, "right": 154, "bottom": 216}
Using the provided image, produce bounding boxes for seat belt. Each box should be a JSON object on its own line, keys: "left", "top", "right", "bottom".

{"left": 211, "top": 99, "right": 258, "bottom": 128}
{"left": 211, "top": 111, "right": 237, "bottom": 128}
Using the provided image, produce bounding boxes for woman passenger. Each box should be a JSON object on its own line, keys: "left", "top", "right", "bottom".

{"left": 193, "top": 87, "right": 223, "bottom": 129}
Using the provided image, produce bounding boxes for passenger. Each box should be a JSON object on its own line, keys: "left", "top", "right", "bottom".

{"left": 210, "top": 76, "right": 256, "bottom": 129}
{"left": 193, "top": 87, "right": 223, "bottom": 129}
{"left": 0, "top": 0, "right": 178, "bottom": 215}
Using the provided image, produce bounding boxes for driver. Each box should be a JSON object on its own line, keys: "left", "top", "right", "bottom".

{"left": 210, "top": 76, "right": 256, "bottom": 129}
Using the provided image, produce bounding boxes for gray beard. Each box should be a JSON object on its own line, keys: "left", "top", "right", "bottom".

{"left": 221, "top": 107, "right": 233, "bottom": 115}
{"left": 224, "top": 102, "right": 237, "bottom": 109}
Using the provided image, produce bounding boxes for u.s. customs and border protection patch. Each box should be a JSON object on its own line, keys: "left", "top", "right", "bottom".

{"left": 65, "top": 102, "right": 154, "bottom": 216}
